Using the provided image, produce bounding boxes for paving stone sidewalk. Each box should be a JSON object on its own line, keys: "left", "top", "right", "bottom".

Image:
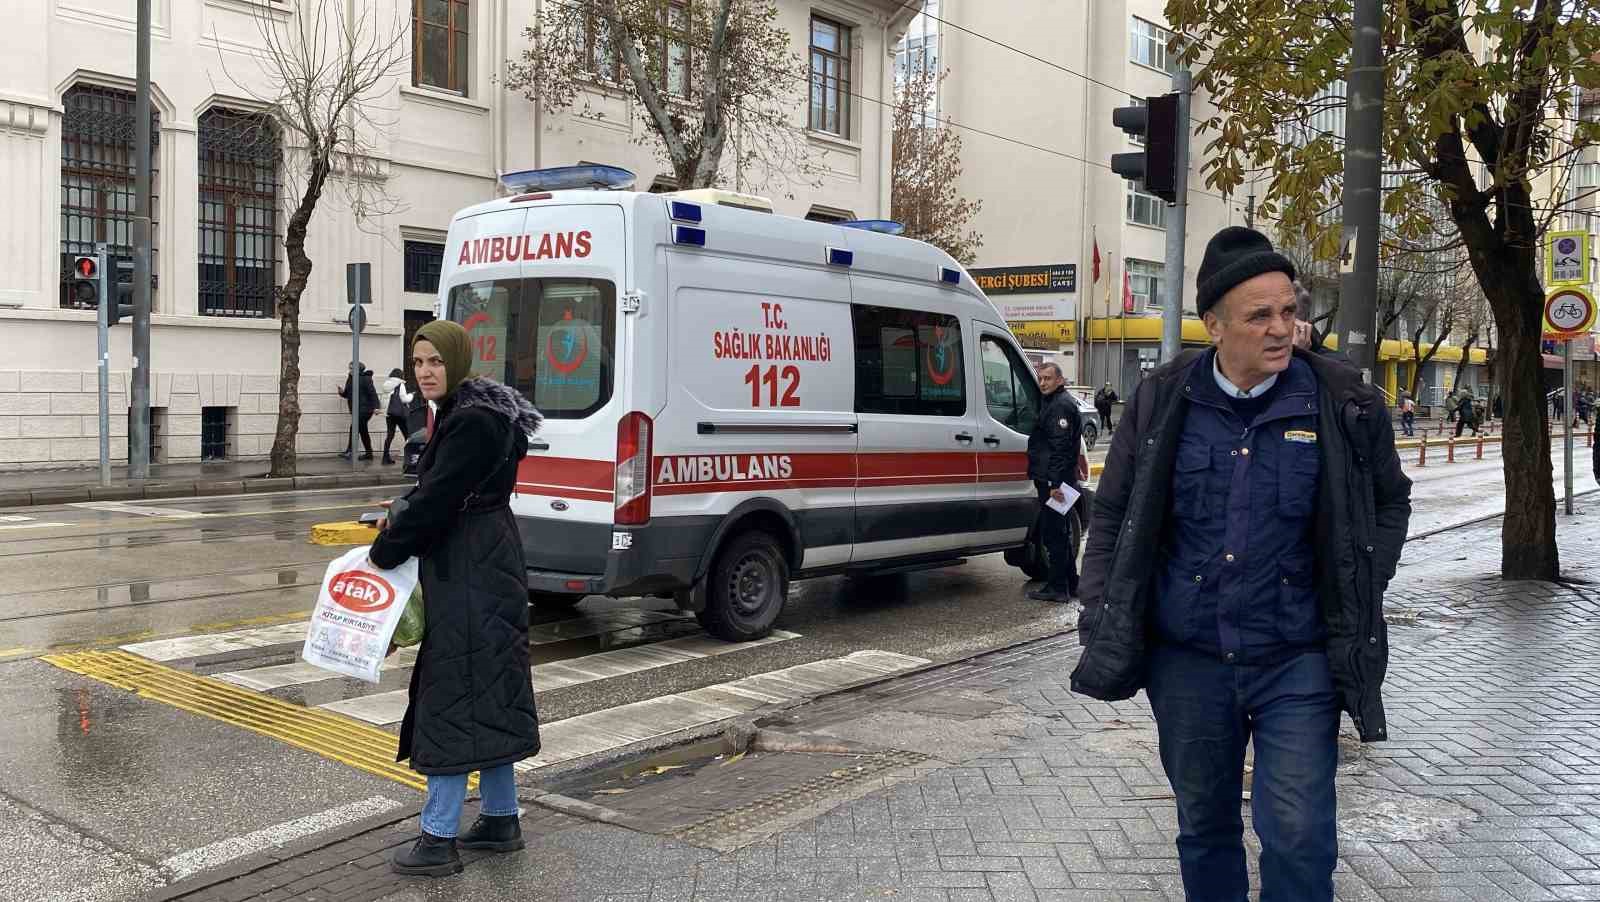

{"left": 185, "top": 501, "right": 1600, "bottom": 902}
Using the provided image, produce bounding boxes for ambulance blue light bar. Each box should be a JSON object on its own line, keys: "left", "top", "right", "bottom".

{"left": 674, "top": 226, "right": 707, "bottom": 247}
{"left": 669, "top": 201, "right": 702, "bottom": 223}
{"left": 840, "top": 219, "right": 906, "bottom": 236}
{"left": 827, "top": 247, "right": 854, "bottom": 267}
{"left": 499, "top": 164, "right": 636, "bottom": 194}
{"left": 940, "top": 267, "right": 961, "bottom": 285}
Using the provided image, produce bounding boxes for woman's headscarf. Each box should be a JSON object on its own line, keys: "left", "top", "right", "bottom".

{"left": 413, "top": 319, "right": 474, "bottom": 398}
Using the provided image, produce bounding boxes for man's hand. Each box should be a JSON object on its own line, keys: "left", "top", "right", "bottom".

{"left": 1293, "top": 319, "right": 1314, "bottom": 350}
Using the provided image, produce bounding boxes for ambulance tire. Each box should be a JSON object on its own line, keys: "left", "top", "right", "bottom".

{"left": 528, "top": 590, "right": 584, "bottom": 611}
{"left": 697, "top": 530, "right": 788, "bottom": 642}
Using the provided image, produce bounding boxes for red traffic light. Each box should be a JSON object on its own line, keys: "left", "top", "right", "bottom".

{"left": 73, "top": 256, "right": 97, "bottom": 279}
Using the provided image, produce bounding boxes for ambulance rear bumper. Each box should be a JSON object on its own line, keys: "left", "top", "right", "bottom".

{"left": 522, "top": 514, "right": 716, "bottom": 598}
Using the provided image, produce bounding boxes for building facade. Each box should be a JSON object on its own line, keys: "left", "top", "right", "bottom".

{"left": 0, "top": 0, "right": 912, "bottom": 469}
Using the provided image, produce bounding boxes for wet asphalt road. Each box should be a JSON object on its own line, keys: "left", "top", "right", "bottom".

{"left": 0, "top": 448, "right": 1581, "bottom": 899}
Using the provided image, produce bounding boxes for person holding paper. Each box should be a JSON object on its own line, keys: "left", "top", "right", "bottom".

{"left": 1069, "top": 227, "right": 1412, "bottom": 902}
{"left": 1025, "top": 362, "right": 1084, "bottom": 603}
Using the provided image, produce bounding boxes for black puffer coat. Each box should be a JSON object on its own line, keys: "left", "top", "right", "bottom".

{"left": 1070, "top": 348, "right": 1411, "bottom": 742}
{"left": 369, "top": 377, "right": 542, "bottom": 775}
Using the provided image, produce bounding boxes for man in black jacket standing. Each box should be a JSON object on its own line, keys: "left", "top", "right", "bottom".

{"left": 1026, "top": 362, "right": 1083, "bottom": 603}
{"left": 1070, "top": 227, "right": 1411, "bottom": 901}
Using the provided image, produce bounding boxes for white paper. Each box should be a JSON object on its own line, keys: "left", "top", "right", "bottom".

{"left": 1046, "top": 482, "right": 1080, "bottom": 516}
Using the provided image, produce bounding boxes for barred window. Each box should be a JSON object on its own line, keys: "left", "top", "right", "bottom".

{"left": 404, "top": 241, "right": 444, "bottom": 294}
{"left": 198, "top": 108, "right": 279, "bottom": 318}
{"left": 60, "top": 85, "right": 160, "bottom": 309}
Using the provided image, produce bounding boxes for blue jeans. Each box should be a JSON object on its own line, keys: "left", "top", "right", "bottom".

{"left": 420, "top": 764, "right": 520, "bottom": 838}
{"left": 1146, "top": 644, "right": 1340, "bottom": 902}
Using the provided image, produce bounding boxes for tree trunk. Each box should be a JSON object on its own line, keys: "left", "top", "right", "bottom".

{"left": 1485, "top": 266, "right": 1558, "bottom": 580}
{"left": 1451, "top": 329, "right": 1478, "bottom": 391}
{"left": 268, "top": 156, "right": 331, "bottom": 478}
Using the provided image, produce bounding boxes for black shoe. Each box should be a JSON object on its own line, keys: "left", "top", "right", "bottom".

{"left": 1027, "top": 586, "right": 1071, "bottom": 603}
{"left": 338, "top": 451, "right": 353, "bottom": 461}
{"left": 383, "top": 455, "right": 396, "bottom": 465}
{"left": 459, "top": 813, "right": 525, "bottom": 852}
{"left": 391, "top": 832, "right": 462, "bottom": 877}
{"left": 359, "top": 452, "right": 375, "bottom": 461}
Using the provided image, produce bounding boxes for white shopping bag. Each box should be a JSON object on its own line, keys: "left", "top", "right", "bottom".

{"left": 302, "top": 546, "right": 420, "bottom": 684}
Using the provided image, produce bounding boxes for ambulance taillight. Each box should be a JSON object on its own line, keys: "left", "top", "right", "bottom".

{"left": 614, "top": 412, "right": 653, "bottom": 525}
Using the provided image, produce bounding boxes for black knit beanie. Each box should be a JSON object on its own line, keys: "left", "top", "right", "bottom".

{"left": 1195, "top": 226, "right": 1296, "bottom": 318}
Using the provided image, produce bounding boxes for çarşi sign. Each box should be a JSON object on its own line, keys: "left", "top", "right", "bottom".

{"left": 970, "top": 263, "right": 1077, "bottom": 295}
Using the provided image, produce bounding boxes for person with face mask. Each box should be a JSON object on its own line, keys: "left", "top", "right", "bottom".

{"left": 368, "top": 320, "right": 542, "bottom": 877}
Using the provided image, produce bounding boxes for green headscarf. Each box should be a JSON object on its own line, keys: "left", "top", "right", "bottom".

{"left": 414, "top": 319, "right": 474, "bottom": 398}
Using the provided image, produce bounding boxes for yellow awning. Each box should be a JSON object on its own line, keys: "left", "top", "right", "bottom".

{"left": 1081, "top": 319, "right": 1485, "bottom": 364}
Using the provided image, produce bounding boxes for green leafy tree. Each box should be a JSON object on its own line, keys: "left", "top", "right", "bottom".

{"left": 1165, "top": 0, "right": 1600, "bottom": 579}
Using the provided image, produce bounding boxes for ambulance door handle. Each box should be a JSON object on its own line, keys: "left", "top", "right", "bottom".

{"left": 954, "top": 432, "right": 974, "bottom": 444}
{"left": 983, "top": 435, "right": 1002, "bottom": 446}
{"left": 528, "top": 439, "right": 550, "bottom": 452}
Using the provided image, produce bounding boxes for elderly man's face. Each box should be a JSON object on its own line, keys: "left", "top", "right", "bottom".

{"left": 1203, "top": 271, "right": 1297, "bottom": 390}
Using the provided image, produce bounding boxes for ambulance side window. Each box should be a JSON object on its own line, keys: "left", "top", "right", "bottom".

{"left": 980, "top": 335, "right": 1040, "bottom": 435}
{"left": 851, "top": 305, "right": 966, "bottom": 417}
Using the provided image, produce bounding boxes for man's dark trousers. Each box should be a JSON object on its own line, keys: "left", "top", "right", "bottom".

{"left": 1146, "top": 643, "right": 1340, "bottom": 901}
{"left": 1033, "top": 481, "right": 1078, "bottom": 596}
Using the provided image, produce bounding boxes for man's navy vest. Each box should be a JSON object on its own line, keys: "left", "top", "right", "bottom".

{"left": 1155, "top": 349, "right": 1323, "bottom": 664}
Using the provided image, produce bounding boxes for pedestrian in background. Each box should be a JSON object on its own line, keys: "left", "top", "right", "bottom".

{"left": 1455, "top": 391, "right": 1478, "bottom": 437}
{"left": 1026, "top": 362, "right": 1083, "bottom": 603}
{"left": 1399, "top": 391, "right": 1416, "bottom": 437}
{"left": 370, "top": 320, "right": 543, "bottom": 877}
{"left": 1094, "top": 382, "right": 1119, "bottom": 432}
{"left": 339, "top": 363, "right": 380, "bottom": 460}
{"left": 1071, "top": 226, "right": 1412, "bottom": 901}
{"left": 381, "top": 368, "right": 414, "bottom": 466}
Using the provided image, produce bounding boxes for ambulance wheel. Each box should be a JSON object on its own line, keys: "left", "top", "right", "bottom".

{"left": 528, "top": 590, "right": 584, "bottom": 611}
{"left": 697, "top": 531, "right": 788, "bottom": 642}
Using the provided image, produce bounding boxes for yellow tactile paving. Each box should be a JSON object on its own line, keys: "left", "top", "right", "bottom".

{"left": 42, "top": 649, "right": 432, "bottom": 792}
{"left": 309, "top": 521, "right": 379, "bottom": 546}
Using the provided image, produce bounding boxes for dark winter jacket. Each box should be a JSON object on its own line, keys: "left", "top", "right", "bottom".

{"left": 1070, "top": 347, "right": 1411, "bottom": 743}
{"left": 1094, "top": 387, "right": 1118, "bottom": 413}
{"left": 340, "top": 370, "right": 381, "bottom": 415}
{"left": 369, "top": 377, "right": 542, "bottom": 775}
{"left": 1028, "top": 387, "right": 1083, "bottom": 487}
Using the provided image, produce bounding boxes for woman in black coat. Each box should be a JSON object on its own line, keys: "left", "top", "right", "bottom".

{"left": 368, "top": 320, "right": 541, "bottom": 877}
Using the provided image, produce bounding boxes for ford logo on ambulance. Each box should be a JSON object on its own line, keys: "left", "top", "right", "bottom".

{"left": 328, "top": 571, "right": 397, "bottom": 613}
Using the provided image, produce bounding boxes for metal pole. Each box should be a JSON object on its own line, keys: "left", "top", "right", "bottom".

{"left": 96, "top": 244, "right": 110, "bottom": 488}
{"left": 130, "top": 0, "right": 152, "bottom": 477}
{"left": 351, "top": 327, "right": 361, "bottom": 468}
{"left": 1565, "top": 339, "right": 1575, "bottom": 515}
{"left": 1162, "top": 69, "right": 1192, "bottom": 365}
{"left": 1336, "top": 0, "right": 1383, "bottom": 383}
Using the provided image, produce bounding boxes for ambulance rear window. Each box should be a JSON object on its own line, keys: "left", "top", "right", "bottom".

{"left": 448, "top": 277, "right": 615, "bottom": 419}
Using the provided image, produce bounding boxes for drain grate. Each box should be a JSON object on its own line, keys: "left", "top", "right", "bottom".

{"left": 674, "top": 748, "right": 931, "bottom": 847}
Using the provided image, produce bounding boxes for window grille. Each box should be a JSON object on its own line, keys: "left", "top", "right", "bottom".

{"left": 198, "top": 108, "right": 280, "bottom": 318}
{"left": 60, "top": 85, "right": 160, "bottom": 309}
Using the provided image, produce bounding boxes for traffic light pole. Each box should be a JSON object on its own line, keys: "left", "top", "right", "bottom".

{"left": 130, "top": 0, "right": 152, "bottom": 478}
{"left": 1336, "top": 0, "right": 1383, "bottom": 383}
{"left": 1161, "top": 69, "right": 1192, "bottom": 365}
{"left": 95, "top": 245, "right": 111, "bottom": 488}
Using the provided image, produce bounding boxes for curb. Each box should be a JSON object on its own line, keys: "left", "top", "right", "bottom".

{"left": 0, "top": 474, "right": 412, "bottom": 509}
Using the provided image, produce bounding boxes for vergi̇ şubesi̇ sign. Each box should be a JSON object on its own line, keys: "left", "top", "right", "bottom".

{"left": 971, "top": 264, "right": 1076, "bottom": 295}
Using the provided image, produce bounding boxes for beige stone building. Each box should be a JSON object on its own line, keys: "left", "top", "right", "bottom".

{"left": 0, "top": 0, "right": 913, "bottom": 470}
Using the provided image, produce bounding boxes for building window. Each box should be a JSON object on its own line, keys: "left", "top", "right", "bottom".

{"left": 1127, "top": 96, "right": 1147, "bottom": 146}
{"left": 659, "top": 0, "right": 691, "bottom": 96}
{"left": 1130, "top": 16, "right": 1177, "bottom": 74}
{"left": 414, "top": 0, "right": 469, "bottom": 94}
{"left": 1126, "top": 182, "right": 1167, "bottom": 229}
{"left": 1127, "top": 259, "right": 1164, "bottom": 314}
{"left": 580, "top": 12, "right": 620, "bottom": 81}
{"left": 809, "top": 15, "right": 851, "bottom": 137}
{"left": 198, "top": 108, "right": 279, "bottom": 318}
{"left": 59, "top": 85, "right": 160, "bottom": 310}
{"left": 804, "top": 206, "right": 853, "bottom": 223}
{"left": 851, "top": 305, "right": 966, "bottom": 417}
{"left": 201, "top": 406, "right": 231, "bottom": 461}
{"left": 1576, "top": 163, "right": 1600, "bottom": 189}
{"left": 404, "top": 241, "right": 444, "bottom": 294}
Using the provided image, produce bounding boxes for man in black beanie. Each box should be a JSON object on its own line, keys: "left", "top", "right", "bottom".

{"left": 1069, "top": 226, "right": 1411, "bottom": 901}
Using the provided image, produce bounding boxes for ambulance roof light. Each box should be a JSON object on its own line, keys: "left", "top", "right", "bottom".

{"left": 499, "top": 165, "right": 636, "bottom": 194}
{"left": 663, "top": 188, "right": 773, "bottom": 213}
{"left": 840, "top": 219, "right": 906, "bottom": 236}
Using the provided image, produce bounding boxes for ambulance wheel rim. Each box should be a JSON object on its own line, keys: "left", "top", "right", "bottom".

{"left": 727, "top": 551, "right": 778, "bottom": 616}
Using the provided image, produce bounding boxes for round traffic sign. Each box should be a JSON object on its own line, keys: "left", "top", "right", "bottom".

{"left": 347, "top": 304, "right": 367, "bottom": 334}
{"left": 1544, "top": 286, "right": 1596, "bottom": 337}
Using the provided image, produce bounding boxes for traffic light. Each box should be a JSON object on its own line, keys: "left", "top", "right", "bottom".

{"left": 109, "top": 260, "right": 135, "bottom": 326}
{"left": 1110, "top": 93, "right": 1181, "bottom": 203}
{"left": 71, "top": 256, "right": 100, "bottom": 308}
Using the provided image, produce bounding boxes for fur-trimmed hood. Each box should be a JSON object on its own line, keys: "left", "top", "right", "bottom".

{"left": 451, "top": 377, "right": 543, "bottom": 435}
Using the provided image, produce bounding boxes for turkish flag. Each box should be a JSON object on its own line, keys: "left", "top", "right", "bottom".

{"left": 1092, "top": 240, "right": 1102, "bottom": 284}
{"left": 1123, "top": 269, "right": 1135, "bottom": 313}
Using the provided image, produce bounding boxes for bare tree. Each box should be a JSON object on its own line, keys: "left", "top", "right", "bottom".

{"left": 891, "top": 61, "right": 982, "bottom": 264}
{"left": 223, "top": 0, "right": 406, "bottom": 477}
{"left": 507, "top": 0, "right": 817, "bottom": 194}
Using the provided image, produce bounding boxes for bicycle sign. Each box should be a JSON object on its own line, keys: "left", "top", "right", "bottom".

{"left": 1544, "top": 286, "right": 1597, "bottom": 339}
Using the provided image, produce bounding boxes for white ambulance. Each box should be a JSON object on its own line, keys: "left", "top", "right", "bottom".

{"left": 436, "top": 166, "right": 1063, "bottom": 641}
